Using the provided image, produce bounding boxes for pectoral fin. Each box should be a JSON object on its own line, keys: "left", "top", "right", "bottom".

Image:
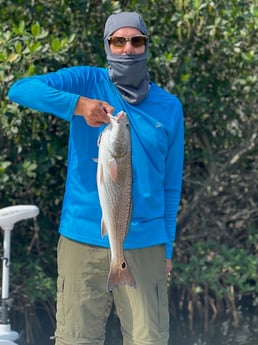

{"left": 108, "top": 158, "right": 118, "bottom": 182}
{"left": 101, "top": 218, "right": 108, "bottom": 237}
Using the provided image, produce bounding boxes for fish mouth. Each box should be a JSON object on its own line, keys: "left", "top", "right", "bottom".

{"left": 108, "top": 111, "right": 128, "bottom": 125}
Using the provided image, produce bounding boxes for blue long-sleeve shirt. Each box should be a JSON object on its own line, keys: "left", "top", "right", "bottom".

{"left": 8, "top": 66, "right": 184, "bottom": 258}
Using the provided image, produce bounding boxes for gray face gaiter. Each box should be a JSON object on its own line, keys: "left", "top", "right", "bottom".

{"left": 104, "top": 12, "right": 150, "bottom": 105}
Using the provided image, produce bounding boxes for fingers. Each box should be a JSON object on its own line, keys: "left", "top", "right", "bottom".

{"left": 102, "top": 102, "right": 114, "bottom": 117}
{"left": 94, "top": 102, "right": 113, "bottom": 125}
{"left": 86, "top": 101, "right": 112, "bottom": 127}
{"left": 87, "top": 107, "right": 107, "bottom": 126}
{"left": 74, "top": 97, "right": 114, "bottom": 127}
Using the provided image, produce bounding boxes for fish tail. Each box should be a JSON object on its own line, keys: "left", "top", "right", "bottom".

{"left": 107, "top": 261, "right": 136, "bottom": 291}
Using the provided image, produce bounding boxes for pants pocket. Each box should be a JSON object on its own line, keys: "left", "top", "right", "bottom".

{"left": 56, "top": 275, "right": 65, "bottom": 327}
{"left": 157, "top": 279, "right": 169, "bottom": 332}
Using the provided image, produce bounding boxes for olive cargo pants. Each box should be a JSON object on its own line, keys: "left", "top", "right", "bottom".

{"left": 55, "top": 235, "right": 169, "bottom": 345}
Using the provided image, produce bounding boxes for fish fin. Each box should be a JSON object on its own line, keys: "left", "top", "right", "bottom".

{"left": 101, "top": 218, "right": 108, "bottom": 237}
{"left": 108, "top": 158, "right": 118, "bottom": 182}
{"left": 97, "top": 133, "right": 102, "bottom": 147}
{"left": 107, "top": 260, "right": 136, "bottom": 291}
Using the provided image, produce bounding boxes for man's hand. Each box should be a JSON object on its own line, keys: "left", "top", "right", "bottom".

{"left": 166, "top": 259, "right": 172, "bottom": 279}
{"left": 74, "top": 96, "right": 114, "bottom": 127}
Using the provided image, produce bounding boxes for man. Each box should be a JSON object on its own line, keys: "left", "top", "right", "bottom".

{"left": 8, "top": 11, "right": 184, "bottom": 345}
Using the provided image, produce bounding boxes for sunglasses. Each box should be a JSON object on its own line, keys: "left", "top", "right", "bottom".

{"left": 108, "top": 35, "right": 148, "bottom": 48}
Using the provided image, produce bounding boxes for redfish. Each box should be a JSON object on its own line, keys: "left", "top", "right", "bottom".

{"left": 97, "top": 111, "right": 136, "bottom": 291}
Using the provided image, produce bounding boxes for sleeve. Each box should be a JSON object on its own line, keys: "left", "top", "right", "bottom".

{"left": 164, "top": 100, "right": 184, "bottom": 259}
{"left": 7, "top": 67, "right": 85, "bottom": 121}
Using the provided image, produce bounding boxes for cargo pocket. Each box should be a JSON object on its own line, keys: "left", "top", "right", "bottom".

{"left": 157, "top": 279, "right": 169, "bottom": 332}
{"left": 56, "top": 275, "right": 65, "bottom": 327}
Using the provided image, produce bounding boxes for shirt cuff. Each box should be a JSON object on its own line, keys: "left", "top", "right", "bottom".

{"left": 166, "top": 242, "right": 174, "bottom": 259}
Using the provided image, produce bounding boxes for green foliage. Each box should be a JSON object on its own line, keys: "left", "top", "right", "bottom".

{"left": 169, "top": 225, "right": 258, "bottom": 324}
{"left": 0, "top": 1, "right": 257, "bottom": 338}
{"left": 0, "top": 0, "right": 76, "bottom": 314}
{"left": 171, "top": 226, "right": 258, "bottom": 297}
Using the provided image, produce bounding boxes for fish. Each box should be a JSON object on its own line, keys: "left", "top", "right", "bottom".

{"left": 96, "top": 110, "right": 136, "bottom": 291}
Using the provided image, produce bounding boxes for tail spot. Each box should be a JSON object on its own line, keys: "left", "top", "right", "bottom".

{"left": 121, "top": 262, "right": 127, "bottom": 270}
